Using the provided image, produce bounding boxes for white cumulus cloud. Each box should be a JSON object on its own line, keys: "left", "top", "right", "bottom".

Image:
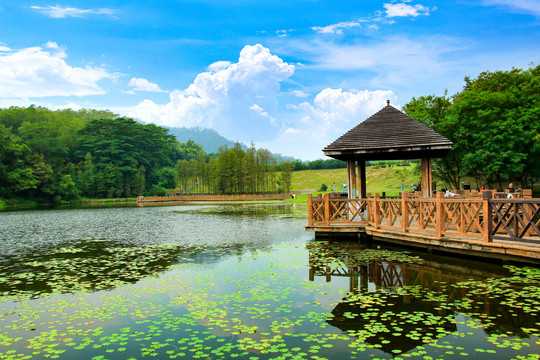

{"left": 258, "top": 89, "right": 397, "bottom": 160}
{"left": 0, "top": 42, "right": 115, "bottom": 98}
{"left": 129, "top": 44, "right": 294, "bottom": 141}
{"left": 128, "top": 78, "right": 165, "bottom": 93}
{"left": 31, "top": 5, "right": 118, "bottom": 18}
{"left": 296, "top": 88, "right": 396, "bottom": 131}
{"left": 384, "top": 3, "right": 433, "bottom": 17}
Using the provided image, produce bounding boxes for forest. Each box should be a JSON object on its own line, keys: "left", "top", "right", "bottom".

{"left": 403, "top": 65, "right": 539, "bottom": 190}
{"left": 0, "top": 65, "right": 538, "bottom": 204}
{"left": 0, "top": 107, "right": 296, "bottom": 204}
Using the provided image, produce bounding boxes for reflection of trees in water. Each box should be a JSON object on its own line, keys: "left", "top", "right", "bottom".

{"left": 0, "top": 239, "right": 264, "bottom": 299}
{"left": 307, "top": 240, "right": 540, "bottom": 352}
{"left": 184, "top": 204, "right": 303, "bottom": 218}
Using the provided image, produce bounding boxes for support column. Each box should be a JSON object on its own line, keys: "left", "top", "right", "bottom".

{"left": 347, "top": 160, "right": 357, "bottom": 198}
{"left": 421, "top": 157, "right": 433, "bottom": 197}
{"left": 357, "top": 160, "right": 367, "bottom": 199}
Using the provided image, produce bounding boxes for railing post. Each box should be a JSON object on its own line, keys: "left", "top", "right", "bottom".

{"left": 324, "top": 195, "right": 330, "bottom": 226}
{"left": 307, "top": 194, "right": 313, "bottom": 226}
{"left": 436, "top": 191, "right": 444, "bottom": 238}
{"left": 401, "top": 192, "right": 408, "bottom": 233}
{"left": 483, "top": 191, "right": 492, "bottom": 242}
{"left": 374, "top": 193, "right": 380, "bottom": 229}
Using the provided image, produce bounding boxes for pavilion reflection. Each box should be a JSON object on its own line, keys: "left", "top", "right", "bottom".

{"left": 307, "top": 240, "right": 540, "bottom": 354}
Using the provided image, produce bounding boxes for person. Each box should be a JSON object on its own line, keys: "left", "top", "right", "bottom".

{"left": 506, "top": 183, "right": 516, "bottom": 198}
{"left": 442, "top": 189, "right": 456, "bottom": 197}
{"left": 507, "top": 183, "right": 515, "bottom": 193}
{"left": 480, "top": 185, "right": 486, "bottom": 191}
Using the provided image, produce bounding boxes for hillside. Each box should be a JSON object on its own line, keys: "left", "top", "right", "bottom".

{"left": 165, "top": 125, "right": 295, "bottom": 162}
{"left": 165, "top": 126, "right": 244, "bottom": 153}
{"left": 291, "top": 164, "right": 422, "bottom": 196}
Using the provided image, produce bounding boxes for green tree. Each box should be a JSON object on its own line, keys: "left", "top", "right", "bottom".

{"left": 55, "top": 175, "right": 79, "bottom": 202}
{"left": 0, "top": 125, "right": 40, "bottom": 196}
{"left": 279, "top": 161, "right": 294, "bottom": 193}
{"left": 403, "top": 93, "right": 465, "bottom": 189}
{"left": 404, "top": 65, "right": 540, "bottom": 190}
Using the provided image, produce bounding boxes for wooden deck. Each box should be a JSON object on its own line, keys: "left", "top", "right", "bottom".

{"left": 306, "top": 191, "right": 540, "bottom": 264}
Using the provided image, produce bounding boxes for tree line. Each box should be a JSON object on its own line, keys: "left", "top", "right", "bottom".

{"left": 0, "top": 106, "right": 291, "bottom": 204}
{"left": 174, "top": 142, "right": 293, "bottom": 195}
{"left": 403, "top": 65, "right": 539, "bottom": 190}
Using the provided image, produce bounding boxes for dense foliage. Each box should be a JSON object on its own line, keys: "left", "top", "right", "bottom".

{"left": 0, "top": 107, "right": 287, "bottom": 203}
{"left": 404, "top": 65, "right": 540, "bottom": 190}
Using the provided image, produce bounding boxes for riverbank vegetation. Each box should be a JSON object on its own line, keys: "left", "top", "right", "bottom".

{"left": 404, "top": 65, "right": 539, "bottom": 190}
{"left": 0, "top": 65, "right": 537, "bottom": 206}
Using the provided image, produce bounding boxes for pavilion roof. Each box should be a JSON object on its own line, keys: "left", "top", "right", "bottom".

{"left": 323, "top": 102, "right": 453, "bottom": 161}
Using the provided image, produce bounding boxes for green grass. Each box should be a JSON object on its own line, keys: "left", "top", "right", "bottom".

{"left": 291, "top": 164, "right": 421, "bottom": 196}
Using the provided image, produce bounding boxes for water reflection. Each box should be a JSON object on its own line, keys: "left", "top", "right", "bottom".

{"left": 307, "top": 240, "right": 540, "bottom": 354}
{"left": 0, "top": 204, "right": 310, "bottom": 299}
{"left": 0, "top": 240, "right": 262, "bottom": 298}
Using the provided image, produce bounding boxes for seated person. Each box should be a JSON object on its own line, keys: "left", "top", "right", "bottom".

{"left": 506, "top": 183, "right": 516, "bottom": 198}
{"left": 507, "top": 183, "right": 516, "bottom": 193}
{"left": 442, "top": 189, "right": 456, "bottom": 197}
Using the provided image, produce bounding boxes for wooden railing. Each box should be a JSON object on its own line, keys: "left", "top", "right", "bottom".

{"left": 139, "top": 193, "right": 291, "bottom": 202}
{"left": 308, "top": 191, "right": 540, "bottom": 244}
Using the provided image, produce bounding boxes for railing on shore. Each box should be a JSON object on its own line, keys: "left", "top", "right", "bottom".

{"left": 138, "top": 193, "right": 291, "bottom": 202}
{"left": 307, "top": 191, "right": 540, "bottom": 244}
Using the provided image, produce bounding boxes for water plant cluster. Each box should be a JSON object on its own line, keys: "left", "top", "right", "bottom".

{"left": 1, "top": 235, "right": 540, "bottom": 360}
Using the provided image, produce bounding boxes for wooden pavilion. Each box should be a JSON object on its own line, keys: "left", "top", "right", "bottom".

{"left": 323, "top": 100, "right": 453, "bottom": 198}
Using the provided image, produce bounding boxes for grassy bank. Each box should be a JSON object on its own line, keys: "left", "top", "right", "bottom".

{"left": 291, "top": 164, "right": 421, "bottom": 196}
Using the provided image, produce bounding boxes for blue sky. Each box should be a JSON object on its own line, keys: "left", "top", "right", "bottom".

{"left": 1, "top": 0, "right": 538, "bottom": 160}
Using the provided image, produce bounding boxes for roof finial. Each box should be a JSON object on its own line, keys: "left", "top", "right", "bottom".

{"left": 387, "top": 99, "right": 390, "bottom": 106}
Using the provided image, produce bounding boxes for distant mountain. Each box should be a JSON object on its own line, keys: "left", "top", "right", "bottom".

{"left": 165, "top": 126, "right": 296, "bottom": 162}
{"left": 165, "top": 126, "right": 247, "bottom": 153}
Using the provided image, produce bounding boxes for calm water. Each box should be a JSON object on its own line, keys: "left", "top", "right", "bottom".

{"left": 0, "top": 203, "right": 539, "bottom": 360}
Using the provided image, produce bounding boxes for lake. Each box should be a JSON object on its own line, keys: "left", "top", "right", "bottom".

{"left": 1, "top": 203, "right": 540, "bottom": 360}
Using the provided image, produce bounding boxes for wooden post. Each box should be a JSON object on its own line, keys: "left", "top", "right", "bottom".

{"left": 373, "top": 193, "right": 380, "bottom": 229}
{"left": 401, "top": 192, "right": 408, "bottom": 233}
{"left": 347, "top": 160, "right": 357, "bottom": 198}
{"left": 358, "top": 160, "right": 367, "bottom": 199}
{"left": 483, "top": 191, "right": 492, "bottom": 243}
{"left": 436, "top": 191, "right": 444, "bottom": 238}
{"left": 324, "top": 195, "right": 330, "bottom": 226}
{"left": 421, "top": 157, "right": 433, "bottom": 197}
{"left": 307, "top": 194, "right": 313, "bottom": 226}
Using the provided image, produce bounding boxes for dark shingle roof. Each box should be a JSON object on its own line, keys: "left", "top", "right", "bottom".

{"left": 323, "top": 103, "right": 453, "bottom": 161}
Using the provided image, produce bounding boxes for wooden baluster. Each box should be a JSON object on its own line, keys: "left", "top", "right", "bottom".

{"left": 374, "top": 193, "right": 380, "bottom": 229}
{"left": 436, "top": 191, "right": 444, "bottom": 238}
{"left": 324, "top": 195, "right": 330, "bottom": 226}
{"left": 483, "top": 191, "right": 493, "bottom": 242}
{"left": 401, "top": 192, "right": 408, "bottom": 233}
{"left": 307, "top": 194, "right": 313, "bottom": 226}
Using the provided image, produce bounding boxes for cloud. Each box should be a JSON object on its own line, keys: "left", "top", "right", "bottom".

{"left": 311, "top": 20, "right": 363, "bottom": 34}
{"left": 481, "top": 0, "right": 540, "bottom": 16}
{"left": 310, "top": 3, "right": 433, "bottom": 36}
{"left": 287, "top": 35, "right": 464, "bottom": 84}
{"left": 290, "top": 90, "right": 310, "bottom": 98}
{"left": 128, "top": 44, "right": 294, "bottom": 141}
{"left": 296, "top": 88, "right": 396, "bottom": 131}
{"left": 30, "top": 5, "right": 118, "bottom": 18}
{"left": 128, "top": 78, "right": 166, "bottom": 93}
{"left": 0, "top": 42, "right": 115, "bottom": 98}
{"left": 383, "top": 3, "right": 433, "bottom": 17}
{"left": 258, "top": 89, "right": 396, "bottom": 160}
